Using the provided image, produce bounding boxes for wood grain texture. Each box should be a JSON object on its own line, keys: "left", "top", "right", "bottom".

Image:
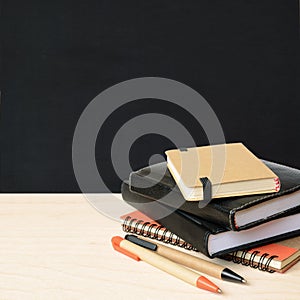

{"left": 0, "top": 194, "right": 299, "bottom": 300}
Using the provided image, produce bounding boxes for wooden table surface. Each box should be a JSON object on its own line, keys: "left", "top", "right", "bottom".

{"left": 0, "top": 194, "right": 299, "bottom": 300}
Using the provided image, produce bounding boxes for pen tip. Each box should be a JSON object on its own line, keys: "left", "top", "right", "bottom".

{"left": 221, "top": 268, "right": 246, "bottom": 284}
{"left": 241, "top": 279, "right": 247, "bottom": 284}
{"left": 217, "top": 288, "right": 222, "bottom": 294}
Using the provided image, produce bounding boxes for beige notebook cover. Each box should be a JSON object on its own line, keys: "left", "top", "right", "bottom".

{"left": 165, "top": 143, "right": 280, "bottom": 201}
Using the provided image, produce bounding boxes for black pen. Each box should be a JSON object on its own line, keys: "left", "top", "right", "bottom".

{"left": 125, "top": 234, "right": 247, "bottom": 284}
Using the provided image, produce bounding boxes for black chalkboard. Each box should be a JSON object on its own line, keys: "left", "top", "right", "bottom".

{"left": 1, "top": 1, "right": 299, "bottom": 192}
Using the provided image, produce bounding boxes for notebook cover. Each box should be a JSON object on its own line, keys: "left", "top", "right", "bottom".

{"left": 122, "top": 181, "right": 300, "bottom": 258}
{"left": 129, "top": 160, "right": 300, "bottom": 231}
{"left": 253, "top": 239, "right": 300, "bottom": 262}
{"left": 165, "top": 143, "right": 277, "bottom": 188}
{"left": 222, "top": 236, "right": 300, "bottom": 273}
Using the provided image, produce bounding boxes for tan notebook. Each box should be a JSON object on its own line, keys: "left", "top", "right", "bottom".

{"left": 165, "top": 143, "right": 280, "bottom": 201}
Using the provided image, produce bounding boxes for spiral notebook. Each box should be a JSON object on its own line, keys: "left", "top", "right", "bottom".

{"left": 222, "top": 237, "right": 300, "bottom": 273}
{"left": 120, "top": 211, "right": 300, "bottom": 273}
{"left": 120, "top": 210, "right": 198, "bottom": 252}
{"left": 121, "top": 210, "right": 197, "bottom": 251}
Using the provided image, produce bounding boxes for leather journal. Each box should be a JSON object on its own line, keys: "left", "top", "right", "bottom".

{"left": 129, "top": 160, "right": 300, "bottom": 231}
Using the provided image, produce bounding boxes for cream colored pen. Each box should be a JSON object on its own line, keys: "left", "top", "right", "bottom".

{"left": 125, "top": 234, "right": 246, "bottom": 283}
{"left": 112, "top": 236, "right": 222, "bottom": 293}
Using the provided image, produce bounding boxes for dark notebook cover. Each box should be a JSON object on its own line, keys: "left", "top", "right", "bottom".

{"left": 122, "top": 181, "right": 300, "bottom": 257}
{"left": 129, "top": 160, "right": 300, "bottom": 231}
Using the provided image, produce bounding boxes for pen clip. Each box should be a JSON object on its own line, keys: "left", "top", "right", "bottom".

{"left": 111, "top": 236, "right": 140, "bottom": 261}
{"left": 125, "top": 234, "right": 157, "bottom": 251}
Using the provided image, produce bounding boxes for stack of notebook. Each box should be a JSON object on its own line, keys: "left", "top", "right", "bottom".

{"left": 121, "top": 143, "right": 300, "bottom": 272}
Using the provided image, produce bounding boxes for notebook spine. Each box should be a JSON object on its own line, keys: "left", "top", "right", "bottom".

{"left": 223, "top": 250, "right": 278, "bottom": 273}
{"left": 122, "top": 216, "right": 198, "bottom": 251}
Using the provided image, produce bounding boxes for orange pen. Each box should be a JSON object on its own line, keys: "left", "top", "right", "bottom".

{"left": 111, "top": 236, "right": 222, "bottom": 293}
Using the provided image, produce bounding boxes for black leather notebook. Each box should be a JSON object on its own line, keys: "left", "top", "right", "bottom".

{"left": 122, "top": 181, "right": 300, "bottom": 257}
{"left": 129, "top": 160, "right": 300, "bottom": 231}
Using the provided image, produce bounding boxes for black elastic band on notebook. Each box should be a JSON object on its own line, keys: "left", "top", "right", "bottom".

{"left": 199, "top": 177, "right": 212, "bottom": 203}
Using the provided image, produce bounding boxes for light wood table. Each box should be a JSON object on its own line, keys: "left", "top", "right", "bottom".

{"left": 0, "top": 194, "right": 299, "bottom": 300}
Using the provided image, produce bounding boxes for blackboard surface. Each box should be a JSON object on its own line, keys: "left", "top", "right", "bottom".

{"left": 1, "top": 1, "right": 299, "bottom": 192}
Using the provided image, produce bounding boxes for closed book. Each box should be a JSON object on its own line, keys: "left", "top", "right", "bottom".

{"left": 129, "top": 160, "right": 300, "bottom": 231}
{"left": 122, "top": 181, "right": 300, "bottom": 257}
{"left": 222, "top": 236, "right": 300, "bottom": 273}
{"left": 165, "top": 143, "right": 280, "bottom": 201}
